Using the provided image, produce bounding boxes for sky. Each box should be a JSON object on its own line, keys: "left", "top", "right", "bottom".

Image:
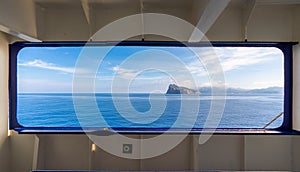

{"left": 17, "top": 45, "right": 284, "bottom": 93}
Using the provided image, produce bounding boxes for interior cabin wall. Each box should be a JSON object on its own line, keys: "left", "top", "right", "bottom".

{"left": 294, "top": 44, "right": 300, "bottom": 130}
{"left": 0, "top": 1, "right": 300, "bottom": 172}
{"left": 0, "top": 0, "right": 37, "bottom": 39}
{"left": 0, "top": 31, "right": 10, "bottom": 172}
{"left": 10, "top": 134, "right": 36, "bottom": 172}
{"left": 293, "top": 4, "right": 300, "bottom": 131}
{"left": 29, "top": 135, "right": 296, "bottom": 171}
{"left": 206, "top": 6, "right": 244, "bottom": 41}
{"left": 35, "top": 4, "right": 89, "bottom": 41}
{"left": 247, "top": 5, "right": 294, "bottom": 41}
{"left": 34, "top": 135, "right": 246, "bottom": 171}
{"left": 292, "top": 136, "right": 300, "bottom": 170}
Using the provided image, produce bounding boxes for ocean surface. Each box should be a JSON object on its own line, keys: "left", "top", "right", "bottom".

{"left": 17, "top": 93, "right": 284, "bottom": 129}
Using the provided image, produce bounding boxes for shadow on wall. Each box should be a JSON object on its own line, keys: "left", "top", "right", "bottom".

{"left": 0, "top": 137, "right": 10, "bottom": 172}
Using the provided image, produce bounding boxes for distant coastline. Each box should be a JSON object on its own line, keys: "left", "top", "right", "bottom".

{"left": 164, "top": 84, "right": 283, "bottom": 95}
{"left": 199, "top": 86, "right": 283, "bottom": 95}
{"left": 18, "top": 86, "right": 283, "bottom": 95}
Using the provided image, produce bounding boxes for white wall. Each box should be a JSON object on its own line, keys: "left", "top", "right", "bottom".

{"left": 193, "top": 135, "right": 244, "bottom": 170}
{"left": 294, "top": 44, "right": 300, "bottom": 131}
{"left": 0, "top": 1, "right": 300, "bottom": 172}
{"left": 31, "top": 135, "right": 298, "bottom": 171}
{"left": 37, "top": 4, "right": 89, "bottom": 41}
{"left": 36, "top": 135, "right": 90, "bottom": 170}
{"left": 244, "top": 136, "right": 292, "bottom": 171}
{"left": 10, "top": 133, "right": 36, "bottom": 172}
{"left": 0, "top": 0, "right": 37, "bottom": 38}
{"left": 0, "top": 31, "right": 10, "bottom": 172}
{"left": 206, "top": 7, "right": 243, "bottom": 41}
{"left": 247, "top": 5, "right": 294, "bottom": 41}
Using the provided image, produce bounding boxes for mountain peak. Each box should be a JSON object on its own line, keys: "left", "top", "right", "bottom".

{"left": 166, "top": 84, "right": 200, "bottom": 94}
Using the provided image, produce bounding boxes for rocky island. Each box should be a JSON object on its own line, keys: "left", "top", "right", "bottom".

{"left": 166, "top": 84, "right": 200, "bottom": 94}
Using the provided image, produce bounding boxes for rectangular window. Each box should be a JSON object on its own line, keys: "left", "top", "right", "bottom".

{"left": 9, "top": 42, "right": 296, "bottom": 133}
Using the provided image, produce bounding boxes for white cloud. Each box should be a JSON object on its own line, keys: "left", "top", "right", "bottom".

{"left": 19, "top": 59, "right": 74, "bottom": 74}
{"left": 219, "top": 47, "right": 281, "bottom": 72}
{"left": 221, "top": 56, "right": 266, "bottom": 72}
{"left": 186, "top": 63, "right": 205, "bottom": 75}
{"left": 111, "top": 66, "right": 174, "bottom": 84}
{"left": 112, "top": 66, "right": 137, "bottom": 79}
{"left": 105, "top": 47, "right": 282, "bottom": 91}
{"left": 187, "top": 47, "right": 282, "bottom": 74}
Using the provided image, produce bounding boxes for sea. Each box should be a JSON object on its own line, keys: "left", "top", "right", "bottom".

{"left": 17, "top": 93, "right": 284, "bottom": 129}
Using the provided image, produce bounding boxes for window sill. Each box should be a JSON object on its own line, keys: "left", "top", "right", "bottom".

{"left": 14, "top": 128, "right": 300, "bottom": 135}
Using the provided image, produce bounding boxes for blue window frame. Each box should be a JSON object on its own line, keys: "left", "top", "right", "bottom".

{"left": 9, "top": 41, "right": 298, "bottom": 134}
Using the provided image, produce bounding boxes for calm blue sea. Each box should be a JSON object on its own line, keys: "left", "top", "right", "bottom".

{"left": 17, "top": 93, "right": 284, "bottom": 129}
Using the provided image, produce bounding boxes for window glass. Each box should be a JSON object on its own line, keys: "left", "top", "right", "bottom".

{"left": 16, "top": 44, "right": 284, "bottom": 129}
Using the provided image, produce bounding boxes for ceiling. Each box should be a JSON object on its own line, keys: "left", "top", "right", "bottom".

{"left": 34, "top": 0, "right": 300, "bottom": 8}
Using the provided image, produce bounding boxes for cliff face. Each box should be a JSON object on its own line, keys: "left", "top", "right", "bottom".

{"left": 166, "top": 84, "right": 200, "bottom": 94}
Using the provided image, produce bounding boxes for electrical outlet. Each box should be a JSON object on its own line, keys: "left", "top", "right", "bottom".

{"left": 122, "top": 144, "right": 132, "bottom": 154}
